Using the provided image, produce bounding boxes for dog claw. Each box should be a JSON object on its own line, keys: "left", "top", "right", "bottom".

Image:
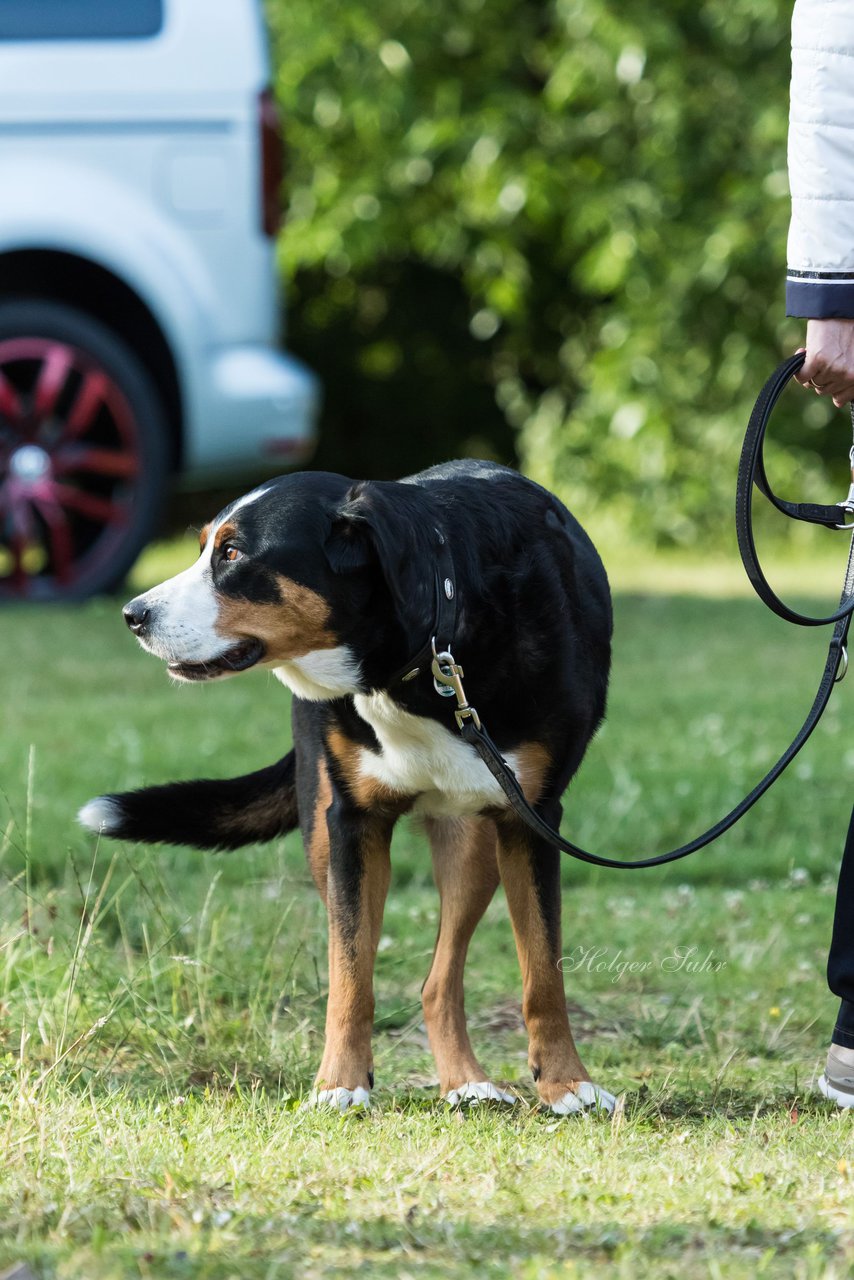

{"left": 303, "top": 1086, "right": 371, "bottom": 1112}
{"left": 444, "top": 1080, "right": 518, "bottom": 1107}
{"left": 549, "top": 1082, "right": 617, "bottom": 1116}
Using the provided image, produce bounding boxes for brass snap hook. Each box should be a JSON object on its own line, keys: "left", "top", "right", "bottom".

{"left": 430, "top": 639, "right": 463, "bottom": 700}
{"left": 430, "top": 638, "right": 482, "bottom": 729}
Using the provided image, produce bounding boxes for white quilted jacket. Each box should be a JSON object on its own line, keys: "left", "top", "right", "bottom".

{"left": 788, "top": 0, "right": 854, "bottom": 317}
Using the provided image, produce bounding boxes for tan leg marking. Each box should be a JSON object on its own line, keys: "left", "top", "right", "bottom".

{"left": 326, "top": 728, "right": 412, "bottom": 812}
{"left": 307, "top": 756, "right": 332, "bottom": 904}
{"left": 513, "top": 742, "right": 552, "bottom": 806}
{"left": 421, "top": 817, "right": 501, "bottom": 1095}
{"left": 314, "top": 817, "right": 392, "bottom": 1096}
{"left": 496, "top": 822, "right": 590, "bottom": 1106}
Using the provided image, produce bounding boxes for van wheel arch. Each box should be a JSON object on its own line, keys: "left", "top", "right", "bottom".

{"left": 0, "top": 248, "right": 182, "bottom": 469}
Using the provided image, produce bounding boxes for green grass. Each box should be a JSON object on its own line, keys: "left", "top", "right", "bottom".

{"left": 2, "top": 536, "right": 854, "bottom": 1277}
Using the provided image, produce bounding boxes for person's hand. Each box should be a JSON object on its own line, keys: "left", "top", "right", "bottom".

{"left": 795, "top": 318, "right": 854, "bottom": 407}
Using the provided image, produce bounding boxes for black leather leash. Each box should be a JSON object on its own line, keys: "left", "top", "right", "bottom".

{"left": 430, "top": 352, "right": 854, "bottom": 870}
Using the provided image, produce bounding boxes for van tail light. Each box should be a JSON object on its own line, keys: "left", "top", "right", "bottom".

{"left": 259, "top": 87, "right": 284, "bottom": 237}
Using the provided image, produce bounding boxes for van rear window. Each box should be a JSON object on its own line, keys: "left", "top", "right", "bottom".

{"left": 0, "top": 0, "right": 164, "bottom": 40}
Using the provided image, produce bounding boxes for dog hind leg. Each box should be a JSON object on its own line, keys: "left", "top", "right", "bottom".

{"left": 496, "top": 809, "right": 617, "bottom": 1116}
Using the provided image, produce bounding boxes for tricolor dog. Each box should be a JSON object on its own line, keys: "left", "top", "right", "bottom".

{"left": 80, "top": 461, "right": 615, "bottom": 1114}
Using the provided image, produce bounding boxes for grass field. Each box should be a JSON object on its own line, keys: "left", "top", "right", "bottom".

{"left": 3, "top": 534, "right": 854, "bottom": 1277}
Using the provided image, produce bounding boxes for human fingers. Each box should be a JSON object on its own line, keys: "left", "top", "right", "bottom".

{"left": 802, "top": 319, "right": 854, "bottom": 396}
{"left": 831, "top": 383, "right": 854, "bottom": 408}
{"left": 793, "top": 346, "right": 811, "bottom": 387}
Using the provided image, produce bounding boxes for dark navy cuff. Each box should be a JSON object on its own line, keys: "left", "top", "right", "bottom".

{"left": 787, "top": 273, "right": 854, "bottom": 319}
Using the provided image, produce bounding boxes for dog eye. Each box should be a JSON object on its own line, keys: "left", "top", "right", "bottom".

{"left": 222, "top": 544, "right": 242, "bottom": 563}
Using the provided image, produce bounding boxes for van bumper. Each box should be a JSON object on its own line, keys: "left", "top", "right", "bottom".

{"left": 180, "top": 345, "right": 319, "bottom": 484}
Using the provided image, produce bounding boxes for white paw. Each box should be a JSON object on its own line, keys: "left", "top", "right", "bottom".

{"left": 444, "top": 1080, "right": 518, "bottom": 1107}
{"left": 303, "top": 1085, "right": 371, "bottom": 1112}
{"left": 549, "top": 1081, "right": 617, "bottom": 1116}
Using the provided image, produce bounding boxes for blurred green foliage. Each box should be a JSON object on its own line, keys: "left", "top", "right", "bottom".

{"left": 268, "top": 0, "right": 841, "bottom": 547}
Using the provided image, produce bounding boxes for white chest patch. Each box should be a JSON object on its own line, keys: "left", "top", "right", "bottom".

{"left": 273, "top": 646, "right": 363, "bottom": 701}
{"left": 353, "top": 691, "right": 518, "bottom": 818}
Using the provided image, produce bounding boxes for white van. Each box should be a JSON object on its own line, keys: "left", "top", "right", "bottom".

{"left": 0, "top": 0, "right": 318, "bottom": 600}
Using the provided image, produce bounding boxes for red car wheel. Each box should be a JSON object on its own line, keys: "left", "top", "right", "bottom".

{"left": 0, "top": 301, "right": 169, "bottom": 602}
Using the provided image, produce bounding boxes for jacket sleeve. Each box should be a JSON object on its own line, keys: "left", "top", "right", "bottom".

{"left": 787, "top": 0, "right": 854, "bottom": 318}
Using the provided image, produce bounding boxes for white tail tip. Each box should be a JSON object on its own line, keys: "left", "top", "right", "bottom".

{"left": 77, "top": 796, "right": 121, "bottom": 835}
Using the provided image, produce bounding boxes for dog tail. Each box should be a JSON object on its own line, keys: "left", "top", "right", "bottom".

{"left": 77, "top": 751, "right": 299, "bottom": 851}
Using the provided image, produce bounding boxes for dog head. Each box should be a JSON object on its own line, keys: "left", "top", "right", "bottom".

{"left": 123, "top": 472, "right": 440, "bottom": 698}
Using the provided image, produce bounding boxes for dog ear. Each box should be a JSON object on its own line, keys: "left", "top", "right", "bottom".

{"left": 324, "top": 504, "right": 374, "bottom": 574}
{"left": 325, "top": 481, "right": 438, "bottom": 630}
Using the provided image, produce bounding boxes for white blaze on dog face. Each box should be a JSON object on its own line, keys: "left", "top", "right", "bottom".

{"left": 131, "top": 533, "right": 223, "bottom": 668}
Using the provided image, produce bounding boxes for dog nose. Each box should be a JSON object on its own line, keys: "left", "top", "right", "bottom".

{"left": 123, "top": 599, "right": 151, "bottom": 635}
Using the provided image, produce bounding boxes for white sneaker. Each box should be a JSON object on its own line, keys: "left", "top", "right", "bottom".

{"left": 817, "top": 1043, "right": 854, "bottom": 1108}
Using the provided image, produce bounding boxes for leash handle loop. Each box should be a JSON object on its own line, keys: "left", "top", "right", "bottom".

{"left": 737, "top": 351, "right": 854, "bottom": 625}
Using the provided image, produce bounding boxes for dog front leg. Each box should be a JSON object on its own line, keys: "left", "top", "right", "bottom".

{"left": 308, "top": 787, "right": 392, "bottom": 1111}
{"left": 421, "top": 815, "right": 515, "bottom": 1105}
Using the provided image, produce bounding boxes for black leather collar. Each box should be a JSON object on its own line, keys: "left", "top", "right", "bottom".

{"left": 385, "top": 526, "right": 457, "bottom": 690}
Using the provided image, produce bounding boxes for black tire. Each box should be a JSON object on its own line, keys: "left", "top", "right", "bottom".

{"left": 0, "top": 297, "right": 171, "bottom": 602}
